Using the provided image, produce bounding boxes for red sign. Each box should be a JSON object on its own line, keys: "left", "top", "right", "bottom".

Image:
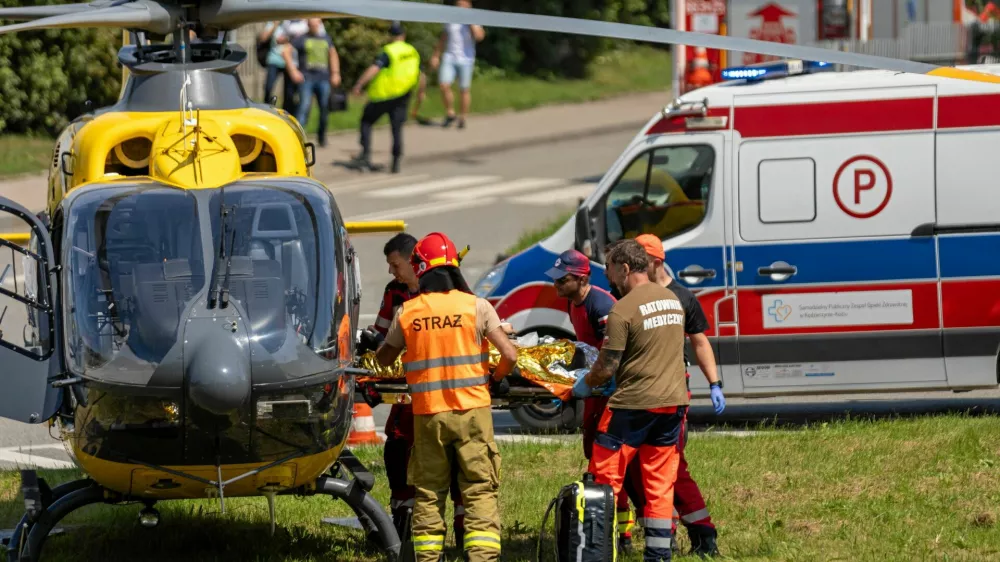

{"left": 682, "top": 0, "right": 727, "bottom": 92}
{"left": 833, "top": 155, "right": 893, "bottom": 219}
{"left": 744, "top": 2, "right": 798, "bottom": 65}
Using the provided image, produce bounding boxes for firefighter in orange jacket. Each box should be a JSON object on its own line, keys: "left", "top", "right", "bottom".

{"left": 376, "top": 231, "right": 519, "bottom": 562}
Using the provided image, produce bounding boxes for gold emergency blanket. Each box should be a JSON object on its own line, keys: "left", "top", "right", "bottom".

{"left": 355, "top": 339, "right": 580, "bottom": 400}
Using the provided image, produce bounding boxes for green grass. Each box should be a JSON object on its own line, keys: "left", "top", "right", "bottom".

{"left": 503, "top": 209, "right": 575, "bottom": 257}
{"left": 304, "top": 45, "right": 672, "bottom": 135}
{"left": 5, "top": 415, "right": 1000, "bottom": 561}
{"left": 0, "top": 136, "right": 53, "bottom": 178}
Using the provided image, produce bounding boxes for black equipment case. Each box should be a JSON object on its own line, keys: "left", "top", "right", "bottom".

{"left": 537, "top": 472, "right": 617, "bottom": 562}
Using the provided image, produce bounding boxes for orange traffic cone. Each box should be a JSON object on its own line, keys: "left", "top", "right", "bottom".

{"left": 347, "top": 402, "right": 382, "bottom": 446}
{"left": 686, "top": 47, "right": 713, "bottom": 90}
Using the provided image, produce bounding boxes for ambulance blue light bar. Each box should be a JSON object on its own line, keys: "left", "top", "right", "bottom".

{"left": 721, "top": 60, "right": 833, "bottom": 82}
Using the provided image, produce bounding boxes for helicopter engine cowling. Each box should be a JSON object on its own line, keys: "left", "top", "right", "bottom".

{"left": 184, "top": 315, "right": 251, "bottom": 417}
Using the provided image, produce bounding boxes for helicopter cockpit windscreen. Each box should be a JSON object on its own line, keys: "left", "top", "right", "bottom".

{"left": 62, "top": 180, "right": 347, "bottom": 384}
{"left": 206, "top": 181, "right": 344, "bottom": 367}
{"left": 63, "top": 186, "right": 205, "bottom": 376}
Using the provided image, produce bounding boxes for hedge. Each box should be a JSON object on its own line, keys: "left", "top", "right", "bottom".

{"left": 0, "top": 0, "right": 669, "bottom": 135}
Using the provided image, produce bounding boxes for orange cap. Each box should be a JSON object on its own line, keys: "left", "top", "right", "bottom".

{"left": 635, "top": 234, "right": 665, "bottom": 260}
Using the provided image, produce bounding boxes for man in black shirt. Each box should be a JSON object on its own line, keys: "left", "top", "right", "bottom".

{"left": 605, "top": 234, "right": 725, "bottom": 557}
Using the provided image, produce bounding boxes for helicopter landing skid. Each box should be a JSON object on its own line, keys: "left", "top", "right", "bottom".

{"left": 4, "top": 452, "right": 402, "bottom": 562}
{"left": 5, "top": 472, "right": 112, "bottom": 562}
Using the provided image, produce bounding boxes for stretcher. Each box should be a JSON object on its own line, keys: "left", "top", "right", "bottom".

{"left": 351, "top": 334, "right": 600, "bottom": 408}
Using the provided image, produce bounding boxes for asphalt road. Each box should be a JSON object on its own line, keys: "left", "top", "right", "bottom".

{"left": 2, "top": 128, "right": 1000, "bottom": 470}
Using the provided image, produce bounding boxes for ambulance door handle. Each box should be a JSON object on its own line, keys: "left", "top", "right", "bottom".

{"left": 677, "top": 266, "right": 716, "bottom": 285}
{"left": 758, "top": 262, "right": 797, "bottom": 282}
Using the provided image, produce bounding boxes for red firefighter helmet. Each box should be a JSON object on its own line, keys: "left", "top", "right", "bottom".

{"left": 410, "top": 232, "right": 461, "bottom": 277}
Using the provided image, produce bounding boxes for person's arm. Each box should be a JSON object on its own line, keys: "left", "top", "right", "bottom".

{"left": 470, "top": 23, "right": 485, "bottom": 42}
{"left": 328, "top": 38, "right": 341, "bottom": 86}
{"left": 259, "top": 21, "right": 279, "bottom": 42}
{"left": 376, "top": 309, "right": 406, "bottom": 366}
{"left": 430, "top": 31, "right": 446, "bottom": 69}
{"left": 283, "top": 43, "right": 303, "bottom": 83}
{"left": 690, "top": 332, "right": 720, "bottom": 385}
{"left": 584, "top": 310, "right": 626, "bottom": 388}
{"left": 352, "top": 64, "right": 380, "bottom": 96}
{"left": 486, "top": 328, "right": 517, "bottom": 380}
{"left": 477, "top": 299, "right": 517, "bottom": 380}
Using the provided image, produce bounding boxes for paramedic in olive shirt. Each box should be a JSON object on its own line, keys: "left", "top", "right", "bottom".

{"left": 585, "top": 239, "right": 689, "bottom": 562}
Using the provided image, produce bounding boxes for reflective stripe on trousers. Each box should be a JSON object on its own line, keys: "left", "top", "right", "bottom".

{"left": 464, "top": 530, "right": 501, "bottom": 551}
{"left": 413, "top": 534, "right": 444, "bottom": 552}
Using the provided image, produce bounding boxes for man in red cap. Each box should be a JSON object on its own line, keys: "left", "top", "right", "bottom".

{"left": 545, "top": 249, "right": 642, "bottom": 552}
{"left": 377, "top": 231, "right": 518, "bottom": 562}
{"left": 631, "top": 233, "right": 725, "bottom": 557}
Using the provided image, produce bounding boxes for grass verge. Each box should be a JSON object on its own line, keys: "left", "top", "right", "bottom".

{"left": 0, "top": 136, "right": 53, "bottom": 179}
{"left": 502, "top": 209, "right": 574, "bottom": 257}
{"left": 4, "top": 415, "right": 1000, "bottom": 561}
{"left": 305, "top": 45, "right": 671, "bottom": 135}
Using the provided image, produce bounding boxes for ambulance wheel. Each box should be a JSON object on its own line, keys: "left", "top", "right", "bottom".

{"left": 510, "top": 399, "right": 583, "bottom": 434}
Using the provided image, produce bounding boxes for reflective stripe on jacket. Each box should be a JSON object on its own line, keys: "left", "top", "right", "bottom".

{"left": 399, "top": 290, "right": 491, "bottom": 415}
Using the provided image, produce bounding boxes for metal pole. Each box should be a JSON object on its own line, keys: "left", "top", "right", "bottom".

{"left": 672, "top": 0, "right": 686, "bottom": 100}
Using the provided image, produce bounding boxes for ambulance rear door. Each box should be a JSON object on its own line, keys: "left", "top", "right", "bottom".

{"left": 729, "top": 85, "right": 945, "bottom": 394}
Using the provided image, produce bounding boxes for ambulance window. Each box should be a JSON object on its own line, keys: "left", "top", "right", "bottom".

{"left": 757, "top": 158, "right": 816, "bottom": 223}
{"left": 604, "top": 144, "right": 714, "bottom": 244}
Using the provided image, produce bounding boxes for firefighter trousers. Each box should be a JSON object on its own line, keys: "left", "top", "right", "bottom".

{"left": 589, "top": 406, "right": 685, "bottom": 562}
{"left": 409, "top": 407, "right": 502, "bottom": 562}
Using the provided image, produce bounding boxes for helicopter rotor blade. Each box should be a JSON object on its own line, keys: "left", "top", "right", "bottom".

{"left": 0, "top": 3, "right": 101, "bottom": 22}
{"left": 202, "top": 0, "right": 1000, "bottom": 83}
{"left": 0, "top": 1, "right": 179, "bottom": 37}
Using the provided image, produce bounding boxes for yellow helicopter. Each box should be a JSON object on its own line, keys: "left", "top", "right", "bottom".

{"left": 0, "top": 1, "right": 999, "bottom": 562}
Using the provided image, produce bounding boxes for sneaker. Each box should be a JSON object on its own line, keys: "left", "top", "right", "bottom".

{"left": 457, "top": 117, "right": 465, "bottom": 129}
{"left": 442, "top": 115, "right": 456, "bottom": 128}
{"left": 391, "top": 157, "right": 401, "bottom": 174}
{"left": 348, "top": 154, "right": 378, "bottom": 172}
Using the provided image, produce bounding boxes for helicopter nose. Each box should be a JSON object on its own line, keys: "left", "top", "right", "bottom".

{"left": 185, "top": 323, "right": 250, "bottom": 416}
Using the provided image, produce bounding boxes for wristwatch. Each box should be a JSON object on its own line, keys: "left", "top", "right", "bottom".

{"left": 709, "top": 380, "right": 723, "bottom": 389}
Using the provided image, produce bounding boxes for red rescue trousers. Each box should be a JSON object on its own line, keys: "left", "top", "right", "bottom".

{"left": 588, "top": 406, "right": 685, "bottom": 562}
{"left": 584, "top": 383, "right": 717, "bottom": 539}
{"left": 384, "top": 404, "right": 465, "bottom": 537}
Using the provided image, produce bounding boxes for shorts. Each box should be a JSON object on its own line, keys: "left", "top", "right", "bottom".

{"left": 438, "top": 52, "right": 474, "bottom": 89}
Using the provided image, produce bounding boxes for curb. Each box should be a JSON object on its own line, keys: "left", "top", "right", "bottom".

{"left": 313, "top": 119, "right": 647, "bottom": 169}
{"left": 402, "top": 120, "right": 647, "bottom": 165}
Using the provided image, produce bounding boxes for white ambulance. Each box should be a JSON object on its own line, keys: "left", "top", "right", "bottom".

{"left": 474, "top": 59, "right": 1000, "bottom": 431}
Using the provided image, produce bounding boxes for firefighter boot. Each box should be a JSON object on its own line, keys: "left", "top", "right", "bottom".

{"left": 689, "top": 525, "right": 720, "bottom": 558}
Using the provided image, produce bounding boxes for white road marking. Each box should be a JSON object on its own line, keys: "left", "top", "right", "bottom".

{"left": 366, "top": 176, "right": 501, "bottom": 198}
{"left": 509, "top": 183, "right": 596, "bottom": 205}
{"left": 432, "top": 177, "right": 568, "bottom": 200}
{"left": 0, "top": 445, "right": 76, "bottom": 470}
{"left": 347, "top": 197, "right": 497, "bottom": 222}
{"left": 327, "top": 173, "right": 431, "bottom": 193}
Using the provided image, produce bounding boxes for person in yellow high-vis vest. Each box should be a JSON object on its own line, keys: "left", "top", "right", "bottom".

{"left": 350, "top": 21, "right": 421, "bottom": 174}
{"left": 376, "top": 231, "right": 518, "bottom": 562}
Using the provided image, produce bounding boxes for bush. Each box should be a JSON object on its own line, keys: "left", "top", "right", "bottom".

{"left": 0, "top": 0, "right": 121, "bottom": 135}
{"left": 325, "top": 0, "right": 672, "bottom": 83}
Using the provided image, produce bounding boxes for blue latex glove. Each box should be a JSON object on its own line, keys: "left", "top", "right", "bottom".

{"left": 598, "top": 376, "right": 617, "bottom": 397}
{"left": 572, "top": 375, "right": 593, "bottom": 398}
{"left": 710, "top": 385, "right": 726, "bottom": 415}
